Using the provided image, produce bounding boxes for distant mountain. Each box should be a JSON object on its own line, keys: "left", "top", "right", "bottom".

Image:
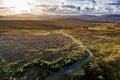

{"left": 61, "top": 14, "right": 120, "bottom": 21}
{"left": 9, "top": 13, "right": 37, "bottom": 17}
{"left": 0, "top": 16, "right": 4, "bottom": 17}
{"left": 97, "top": 14, "right": 120, "bottom": 20}
{"left": 0, "top": 14, "right": 120, "bottom": 21}
{"left": 63, "top": 15, "right": 97, "bottom": 21}
{"left": 0, "top": 15, "right": 6, "bottom": 18}
{"left": 0, "top": 13, "right": 39, "bottom": 20}
{"left": 73, "top": 15, "right": 97, "bottom": 19}
{"left": 0, "top": 13, "right": 64, "bottom": 20}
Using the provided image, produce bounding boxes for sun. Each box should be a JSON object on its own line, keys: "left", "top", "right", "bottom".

{"left": 12, "top": 5, "right": 32, "bottom": 14}
{"left": 3, "top": 0, "right": 34, "bottom": 14}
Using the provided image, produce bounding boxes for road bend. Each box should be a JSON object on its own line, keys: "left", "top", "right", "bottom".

{"left": 46, "top": 30, "right": 93, "bottom": 80}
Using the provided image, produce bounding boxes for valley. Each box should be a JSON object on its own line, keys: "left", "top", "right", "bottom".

{"left": 0, "top": 20, "right": 120, "bottom": 80}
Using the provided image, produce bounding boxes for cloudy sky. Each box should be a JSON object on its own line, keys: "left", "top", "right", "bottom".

{"left": 0, "top": 0, "right": 120, "bottom": 15}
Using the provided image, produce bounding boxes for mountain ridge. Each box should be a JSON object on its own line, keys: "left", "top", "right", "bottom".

{"left": 0, "top": 14, "right": 120, "bottom": 21}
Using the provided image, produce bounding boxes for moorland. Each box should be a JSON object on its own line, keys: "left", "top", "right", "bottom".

{"left": 0, "top": 18, "right": 120, "bottom": 80}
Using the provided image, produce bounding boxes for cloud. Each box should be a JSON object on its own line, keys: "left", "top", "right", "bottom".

{"left": 33, "top": 0, "right": 120, "bottom": 15}
{"left": 0, "top": 7, "right": 12, "bottom": 15}
{"left": 81, "top": 0, "right": 120, "bottom": 14}
{"left": 0, "top": 7, "right": 7, "bottom": 9}
{"left": 108, "top": 0, "right": 120, "bottom": 5}
{"left": 62, "top": 5, "right": 76, "bottom": 9}
{"left": 33, "top": 4, "right": 78, "bottom": 14}
{"left": 0, "top": 0, "right": 3, "bottom": 5}
{"left": 0, "top": 0, "right": 120, "bottom": 15}
{"left": 35, "top": 5, "right": 59, "bottom": 11}
{"left": 42, "top": 5, "right": 59, "bottom": 12}
{"left": 0, "top": 7, "right": 10, "bottom": 11}
{"left": 76, "top": 7, "right": 81, "bottom": 12}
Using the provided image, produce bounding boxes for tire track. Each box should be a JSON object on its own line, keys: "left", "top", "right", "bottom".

{"left": 46, "top": 30, "right": 93, "bottom": 80}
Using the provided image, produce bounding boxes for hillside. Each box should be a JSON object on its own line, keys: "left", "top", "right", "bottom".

{"left": 0, "top": 14, "right": 120, "bottom": 21}
{"left": 0, "top": 20, "right": 120, "bottom": 80}
{"left": 64, "top": 14, "right": 120, "bottom": 21}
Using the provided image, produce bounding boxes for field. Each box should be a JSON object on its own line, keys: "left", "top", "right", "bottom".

{"left": 0, "top": 20, "right": 120, "bottom": 80}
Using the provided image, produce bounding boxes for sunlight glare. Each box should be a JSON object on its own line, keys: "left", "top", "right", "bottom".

{"left": 3, "top": 0, "right": 35, "bottom": 14}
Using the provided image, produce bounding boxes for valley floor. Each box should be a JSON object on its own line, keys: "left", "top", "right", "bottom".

{"left": 0, "top": 20, "right": 120, "bottom": 80}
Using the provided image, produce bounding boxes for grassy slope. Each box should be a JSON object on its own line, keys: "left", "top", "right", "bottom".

{"left": 0, "top": 20, "right": 120, "bottom": 80}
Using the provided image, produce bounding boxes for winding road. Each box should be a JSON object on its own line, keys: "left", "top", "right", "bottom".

{"left": 46, "top": 30, "right": 93, "bottom": 80}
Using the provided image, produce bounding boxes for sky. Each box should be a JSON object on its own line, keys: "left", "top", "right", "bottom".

{"left": 0, "top": 0, "right": 120, "bottom": 15}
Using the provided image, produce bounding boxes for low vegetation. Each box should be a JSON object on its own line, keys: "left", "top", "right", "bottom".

{"left": 0, "top": 20, "right": 120, "bottom": 80}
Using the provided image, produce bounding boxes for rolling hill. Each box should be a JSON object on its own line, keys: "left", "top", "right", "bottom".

{"left": 0, "top": 14, "right": 120, "bottom": 21}
{"left": 63, "top": 14, "right": 120, "bottom": 21}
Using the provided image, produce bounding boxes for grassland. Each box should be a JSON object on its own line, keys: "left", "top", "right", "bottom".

{"left": 0, "top": 20, "right": 120, "bottom": 80}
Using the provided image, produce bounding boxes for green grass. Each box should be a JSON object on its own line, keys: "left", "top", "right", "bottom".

{"left": 0, "top": 20, "right": 120, "bottom": 80}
